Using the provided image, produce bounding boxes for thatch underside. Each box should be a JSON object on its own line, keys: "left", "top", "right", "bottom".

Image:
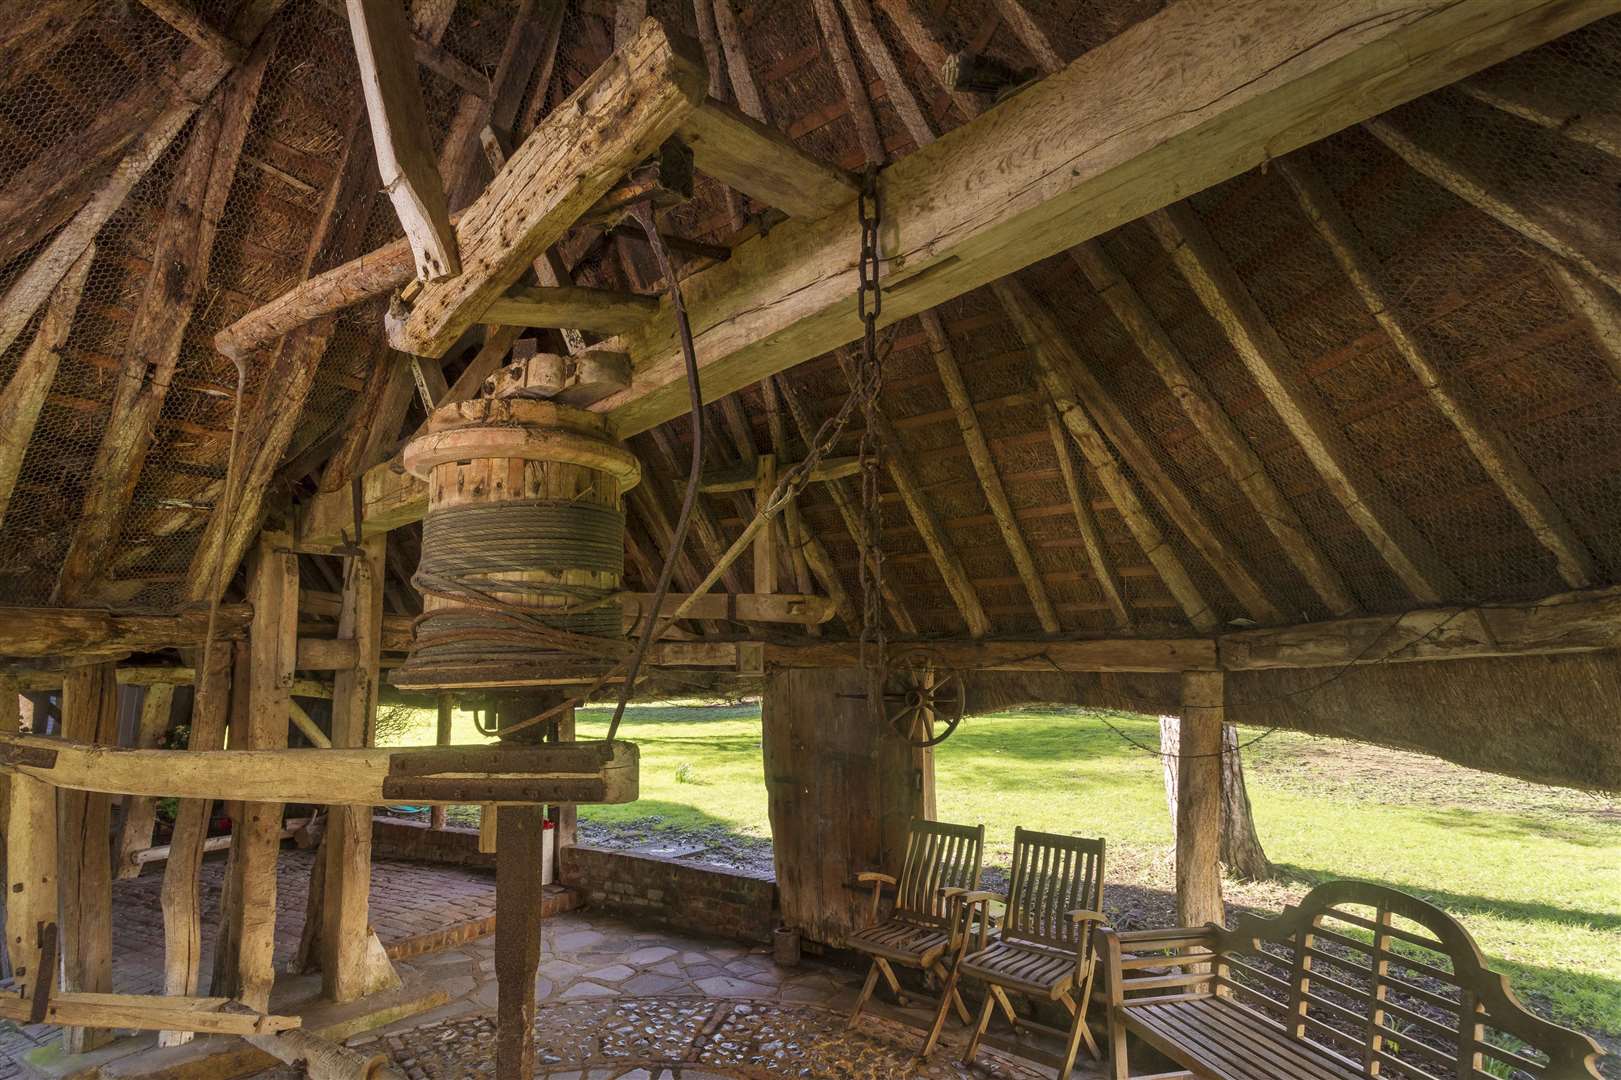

{"left": 0, "top": 1, "right": 1619, "bottom": 788}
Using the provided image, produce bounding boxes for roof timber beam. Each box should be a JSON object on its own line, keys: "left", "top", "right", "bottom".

{"left": 53, "top": 27, "right": 279, "bottom": 606}
{"left": 923, "top": 311, "right": 1060, "bottom": 632}
{"left": 1045, "top": 406, "right": 1133, "bottom": 630}
{"left": 1072, "top": 240, "right": 1359, "bottom": 617}
{"left": 591, "top": 0, "right": 1619, "bottom": 438}
{"left": 300, "top": 0, "right": 1616, "bottom": 542}
{"left": 1277, "top": 153, "right": 1599, "bottom": 590}
{"left": 1148, "top": 202, "right": 1464, "bottom": 606}
{"left": 386, "top": 21, "right": 708, "bottom": 358}
{"left": 1544, "top": 259, "right": 1621, "bottom": 386}
{"left": 1000, "top": 278, "right": 1221, "bottom": 633}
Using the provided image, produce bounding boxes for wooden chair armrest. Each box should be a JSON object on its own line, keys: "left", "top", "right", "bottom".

{"left": 1097, "top": 926, "right": 1127, "bottom": 1008}
{"left": 1067, "top": 908, "right": 1109, "bottom": 924}
{"left": 857, "top": 872, "right": 897, "bottom": 886}
{"left": 957, "top": 890, "right": 1004, "bottom": 906}
{"left": 1115, "top": 924, "right": 1215, "bottom": 944}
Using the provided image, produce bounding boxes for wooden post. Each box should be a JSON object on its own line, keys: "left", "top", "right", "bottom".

{"left": 753, "top": 453, "right": 777, "bottom": 595}
{"left": 160, "top": 642, "right": 234, "bottom": 1046}
{"left": 494, "top": 690, "right": 559, "bottom": 1080}
{"left": 222, "top": 532, "right": 298, "bottom": 1012}
{"left": 115, "top": 683, "right": 175, "bottom": 878}
{"left": 1176, "top": 670, "right": 1225, "bottom": 929}
{"left": 429, "top": 693, "right": 453, "bottom": 831}
{"left": 6, "top": 773, "right": 56, "bottom": 1008}
{"left": 58, "top": 662, "right": 118, "bottom": 1052}
{"left": 321, "top": 533, "right": 395, "bottom": 1002}
{"left": 546, "top": 704, "right": 578, "bottom": 876}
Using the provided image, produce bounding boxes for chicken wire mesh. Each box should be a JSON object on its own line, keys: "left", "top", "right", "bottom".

{"left": 0, "top": 0, "right": 1616, "bottom": 647}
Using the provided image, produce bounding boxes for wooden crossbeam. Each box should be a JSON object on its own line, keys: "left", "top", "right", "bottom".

{"left": 677, "top": 99, "right": 856, "bottom": 219}
{"left": 481, "top": 285, "right": 659, "bottom": 335}
{"left": 0, "top": 992, "right": 299, "bottom": 1037}
{"left": 1, "top": 737, "right": 640, "bottom": 806}
{"left": 1149, "top": 202, "right": 1462, "bottom": 606}
{"left": 700, "top": 455, "right": 859, "bottom": 493}
{"left": 0, "top": 605, "right": 252, "bottom": 659}
{"left": 300, "top": 0, "right": 1619, "bottom": 541}
{"left": 1044, "top": 407, "right": 1133, "bottom": 630}
{"left": 589, "top": 0, "right": 1620, "bottom": 438}
{"left": 386, "top": 20, "right": 707, "bottom": 357}
{"left": 1278, "top": 153, "right": 1598, "bottom": 590}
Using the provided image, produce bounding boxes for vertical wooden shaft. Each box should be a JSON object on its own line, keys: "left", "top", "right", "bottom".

{"left": 322, "top": 533, "right": 393, "bottom": 1001}
{"left": 753, "top": 453, "right": 777, "bottom": 594}
{"left": 160, "top": 642, "right": 233, "bottom": 1045}
{"left": 230, "top": 533, "right": 299, "bottom": 1011}
{"left": 494, "top": 690, "right": 558, "bottom": 1080}
{"left": 1176, "top": 670, "right": 1225, "bottom": 928}
{"left": 429, "top": 693, "right": 454, "bottom": 831}
{"left": 546, "top": 705, "right": 578, "bottom": 871}
{"left": 210, "top": 643, "right": 254, "bottom": 999}
{"left": 58, "top": 661, "right": 118, "bottom": 1052}
{"left": 6, "top": 772, "right": 57, "bottom": 1006}
{"left": 116, "top": 682, "right": 176, "bottom": 878}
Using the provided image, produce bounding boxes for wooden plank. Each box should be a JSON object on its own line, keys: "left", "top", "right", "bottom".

{"left": 5, "top": 772, "right": 57, "bottom": 1005}
{"left": 1175, "top": 670, "right": 1224, "bottom": 927}
{"left": 114, "top": 684, "right": 175, "bottom": 880}
{"left": 1365, "top": 113, "right": 1621, "bottom": 293}
{"left": 494, "top": 692, "right": 556, "bottom": 1080}
{"left": 1045, "top": 407, "right": 1132, "bottom": 630}
{"left": 710, "top": 0, "right": 767, "bottom": 121}
{"left": 1456, "top": 75, "right": 1621, "bottom": 163}
{"left": 839, "top": 0, "right": 934, "bottom": 148}
{"left": 1278, "top": 154, "right": 1597, "bottom": 590}
{"left": 699, "top": 456, "right": 858, "bottom": 494}
{"left": 922, "top": 309, "right": 1060, "bottom": 632}
{"left": 1149, "top": 202, "right": 1463, "bottom": 605}
{"left": 769, "top": 637, "right": 1215, "bottom": 673}
{"left": 0, "top": 605, "right": 251, "bottom": 658}
{"left": 1544, "top": 257, "right": 1621, "bottom": 385}
{"left": 1072, "top": 239, "right": 1358, "bottom": 617}
{"left": 753, "top": 453, "right": 778, "bottom": 594}
{"left": 409, "top": 355, "right": 450, "bottom": 412}
{"left": 0, "top": 245, "right": 94, "bottom": 530}
{"left": 811, "top": 0, "right": 883, "bottom": 163}
{"left": 345, "top": 0, "right": 459, "bottom": 280}
{"left": 0, "top": 992, "right": 298, "bottom": 1036}
{"left": 322, "top": 534, "right": 397, "bottom": 1002}
{"left": 3, "top": 736, "right": 641, "bottom": 805}
{"left": 838, "top": 355, "right": 991, "bottom": 638}
{"left": 295, "top": 637, "right": 360, "bottom": 671}
{"left": 994, "top": 278, "right": 1221, "bottom": 632}
{"left": 480, "top": 285, "right": 659, "bottom": 335}
{"left": 386, "top": 20, "right": 707, "bottom": 357}
{"left": 58, "top": 662, "right": 118, "bottom": 1052}
{"left": 618, "top": 592, "right": 836, "bottom": 624}
{"left": 676, "top": 99, "right": 858, "bottom": 219}
{"left": 592, "top": 0, "right": 1621, "bottom": 438}
{"left": 158, "top": 642, "right": 235, "bottom": 1046}
{"left": 429, "top": 694, "right": 454, "bottom": 831}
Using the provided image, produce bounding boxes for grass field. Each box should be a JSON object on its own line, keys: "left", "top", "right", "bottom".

{"left": 379, "top": 701, "right": 1621, "bottom": 1049}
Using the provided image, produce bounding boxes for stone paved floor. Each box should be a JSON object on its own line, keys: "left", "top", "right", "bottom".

{"left": 254, "top": 908, "right": 1091, "bottom": 1079}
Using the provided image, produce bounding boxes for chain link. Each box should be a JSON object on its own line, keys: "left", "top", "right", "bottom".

{"left": 856, "top": 166, "right": 887, "bottom": 678}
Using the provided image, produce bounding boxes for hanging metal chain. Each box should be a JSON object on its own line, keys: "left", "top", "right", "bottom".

{"left": 855, "top": 165, "right": 887, "bottom": 677}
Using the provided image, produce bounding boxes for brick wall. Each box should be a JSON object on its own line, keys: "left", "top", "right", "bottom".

{"left": 371, "top": 817, "right": 495, "bottom": 868}
{"left": 560, "top": 845, "right": 778, "bottom": 944}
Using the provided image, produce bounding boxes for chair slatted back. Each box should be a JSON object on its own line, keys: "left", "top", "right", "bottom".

{"left": 1002, "top": 827, "right": 1105, "bottom": 953}
{"left": 895, "top": 818, "right": 984, "bottom": 925}
{"left": 1208, "top": 880, "right": 1602, "bottom": 1079}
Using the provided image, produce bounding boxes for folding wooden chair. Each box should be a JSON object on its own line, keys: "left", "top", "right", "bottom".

{"left": 847, "top": 818, "right": 985, "bottom": 1026}
{"left": 926, "top": 827, "right": 1107, "bottom": 1080}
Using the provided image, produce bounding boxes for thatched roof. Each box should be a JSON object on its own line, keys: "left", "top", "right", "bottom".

{"left": 1, "top": 0, "right": 1619, "bottom": 670}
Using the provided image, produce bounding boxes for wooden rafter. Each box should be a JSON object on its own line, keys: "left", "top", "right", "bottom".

{"left": 1071, "top": 239, "right": 1359, "bottom": 616}
{"left": 1278, "top": 153, "right": 1598, "bottom": 589}
{"left": 837, "top": 354, "right": 991, "bottom": 638}
{"left": 922, "top": 311, "right": 1060, "bottom": 632}
{"left": 1365, "top": 114, "right": 1621, "bottom": 294}
{"left": 1148, "top": 202, "right": 1462, "bottom": 605}
{"left": 999, "top": 279, "right": 1219, "bottom": 632}
{"left": 1544, "top": 258, "right": 1621, "bottom": 385}
{"left": 53, "top": 27, "right": 278, "bottom": 605}
{"left": 811, "top": 0, "right": 884, "bottom": 165}
{"left": 776, "top": 375, "right": 917, "bottom": 635}
{"left": 1455, "top": 76, "right": 1621, "bottom": 172}
{"left": 710, "top": 0, "right": 767, "bottom": 122}
{"left": 0, "top": 246, "right": 93, "bottom": 531}
{"left": 1045, "top": 406, "right": 1132, "bottom": 630}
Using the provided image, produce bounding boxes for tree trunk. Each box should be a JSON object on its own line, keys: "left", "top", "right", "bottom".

{"left": 1218, "top": 723, "right": 1272, "bottom": 880}
{"left": 1160, "top": 716, "right": 1273, "bottom": 883}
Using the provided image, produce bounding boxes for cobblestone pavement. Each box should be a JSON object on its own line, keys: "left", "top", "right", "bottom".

{"left": 0, "top": 850, "right": 495, "bottom": 1078}
{"left": 256, "top": 908, "right": 1083, "bottom": 1079}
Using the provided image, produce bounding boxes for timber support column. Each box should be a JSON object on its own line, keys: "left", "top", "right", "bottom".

{"left": 321, "top": 532, "right": 397, "bottom": 1001}
{"left": 1176, "top": 669, "right": 1225, "bottom": 928}
{"left": 58, "top": 661, "right": 118, "bottom": 1052}
{"left": 494, "top": 691, "right": 560, "bottom": 1080}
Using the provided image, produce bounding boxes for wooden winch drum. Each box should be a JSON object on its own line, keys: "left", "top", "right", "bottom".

{"left": 391, "top": 398, "right": 641, "bottom": 691}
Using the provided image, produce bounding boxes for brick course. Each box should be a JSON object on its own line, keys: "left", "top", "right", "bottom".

{"left": 560, "top": 845, "right": 778, "bottom": 944}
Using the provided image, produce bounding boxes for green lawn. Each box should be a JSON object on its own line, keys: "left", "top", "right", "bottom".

{"left": 378, "top": 702, "right": 1621, "bottom": 1046}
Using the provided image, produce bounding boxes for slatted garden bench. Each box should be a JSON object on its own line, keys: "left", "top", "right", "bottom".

{"left": 1097, "top": 879, "right": 1602, "bottom": 1080}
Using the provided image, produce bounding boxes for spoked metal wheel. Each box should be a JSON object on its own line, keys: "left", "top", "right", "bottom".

{"left": 882, "top": 648, "right": 965, "bottom": 747}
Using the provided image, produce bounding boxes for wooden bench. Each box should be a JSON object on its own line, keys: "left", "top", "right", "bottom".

{"left": 1097, "top": 879, "right": 1603, "bottom": 1080}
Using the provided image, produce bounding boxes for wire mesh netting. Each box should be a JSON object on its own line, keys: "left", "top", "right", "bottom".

{"left": 0, "top": 0, "right": 1617, "bottom": 648}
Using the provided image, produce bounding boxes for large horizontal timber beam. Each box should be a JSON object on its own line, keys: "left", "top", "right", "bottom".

{"left": 298, "top": 0, "right": 1616, "bottom": 545}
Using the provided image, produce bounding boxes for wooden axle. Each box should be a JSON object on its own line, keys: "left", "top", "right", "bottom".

{"left": 0, "top": 735, "right": 638, "bottom": 806}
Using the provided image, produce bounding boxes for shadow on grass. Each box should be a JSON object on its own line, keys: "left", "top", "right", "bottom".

{"left": 1410, "top": 805, "right": 1613, "bottom": 848}
{"left": 1271, "top": 863, "right": 1621, "bottom": 934}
